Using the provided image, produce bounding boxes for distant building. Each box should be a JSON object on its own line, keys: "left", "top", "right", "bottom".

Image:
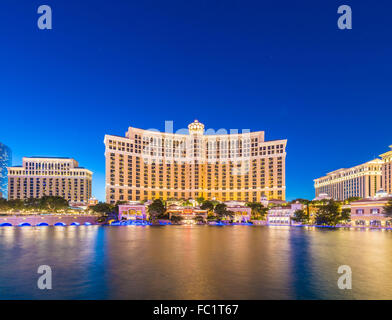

{"left": 314, "top": 158, "right": 383, "bottom": 201}
{"left": 0, "top": 143, "right": 12, "bottom": 198}
{"left": 7, "top": 156, "right": 92, "bottom": 204}
{"left": 313, "top": 193, "right": 332, "bottom": 201}
{"left": 380, "top": 145, "right": 392, "bottom": 195}
{"left": 88, "top": 197, "right": 99, "bottom": 207}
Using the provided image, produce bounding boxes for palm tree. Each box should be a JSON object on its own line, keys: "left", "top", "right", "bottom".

{"left": 200, "top": 200, "right": 215, "bottom": 212}
{"left": 383, "top": 199, "right": 392, "bottom": 218}
{"left": 181, "top": 199, "right": 192, "bottom": 207}
{"left": 214, "top": 203, "right": 233, "bottom": 221}
{"left": 196, "top": 197, "right": 205, "bottom": 205}
{"left": 340, "top": 208, "right": 351, "bottom": 223}
{"left": 170, "top": 214, "right": 183, "bottom": 224}
{"left": 292, "top": 209, "right": 309, "bottom": 224}
{"left": 246, "top": 202, "right": 268, "bottom": 220}
{"left": 148, "top": 199, "right": 166, "bottom": 223}
{"left": 194, "top": 215, "right": 205, "bottom": 224}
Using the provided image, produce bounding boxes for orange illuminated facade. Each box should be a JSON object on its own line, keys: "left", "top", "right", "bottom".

{"left": 104, "top": 120, "right": 287, "bottom": 204}
{"left": 7, "top": 157, "right": 92, "bottom": 204}
{"left": 314, "top": 159, "right": 383, "bottom": 201}
{"left": 380, "top": 145, "right": 392, "bottom": 194}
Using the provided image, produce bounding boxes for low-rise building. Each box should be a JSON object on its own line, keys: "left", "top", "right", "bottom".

{"left": 88, "top": 197, "right": 99, "bottom": 207}
{"left": 166, "top": 205, "right": 208, "bottom": 224}
{"left": 118, "top": 203, "right": 148, "bottom": 221}
{"left": 350, "top": 191, "right": 392, "bottom": 228}
{"left": 225, "top": 203, "right": 252, "bottom": 222}
{"left": 267, "top": 202, "right": 303, "bottom": 225}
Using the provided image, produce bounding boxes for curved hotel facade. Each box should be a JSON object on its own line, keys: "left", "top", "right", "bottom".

{"left": 104, "top": 120, "right": 287, "bottom": 204}
{"left": 314, "top": 159, "right": 383, "bottom": 201}
{"left": 314, "top": 145, "right": 392, "bottom": 201}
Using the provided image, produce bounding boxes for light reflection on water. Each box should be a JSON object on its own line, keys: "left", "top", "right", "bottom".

{"left": 0, "top": 225, "right": 391, "bottom": 299}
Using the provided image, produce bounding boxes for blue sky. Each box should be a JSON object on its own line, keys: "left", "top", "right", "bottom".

{"left": 0, "top": 1, "right": 391, "bottom": 202}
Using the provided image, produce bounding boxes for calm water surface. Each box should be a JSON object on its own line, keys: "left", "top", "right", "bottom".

{"left": 0, "top": 225, "right": 392, "bottom": 299}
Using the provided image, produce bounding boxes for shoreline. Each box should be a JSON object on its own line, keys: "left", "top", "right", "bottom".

{"left": 1, "top": 222, "right": 391, "bottom": 231}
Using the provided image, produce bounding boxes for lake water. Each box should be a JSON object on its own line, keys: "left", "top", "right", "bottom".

{"left": 0, "top": 225, "right": 392, "bottom": 300}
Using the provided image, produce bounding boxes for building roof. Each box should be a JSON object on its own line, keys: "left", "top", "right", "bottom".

{"left": 28, "top": 156, "right": 72, "bottom": 159}
{"left": 351, "top": 197, "right": 392, "bottom": 204}
{"left": 314, "top": 158, "right": 383, "bottom": 183}
{"left": 379, "top": 145, "right": 392, "bottom": 158}
{"left": 105, "top": 122, "right": 287, "bottom": 142}
{"left": 269, "top": 205, "right": 293, "bottom": 209}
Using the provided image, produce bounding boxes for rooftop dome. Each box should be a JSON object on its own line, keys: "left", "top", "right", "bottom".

{"left": 375, "top": 189, "right": 388, "bottom": 198}
{"left": 188, "top": 120, "right": 205, "bottom": 135}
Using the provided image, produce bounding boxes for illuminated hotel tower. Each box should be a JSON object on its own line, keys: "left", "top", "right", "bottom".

{"left": 7, "top": 157, "right": 92, "bottom": 204}
{"left": 104, "top": 120, "right": 287, "bottom": 204}
{"left": 380, "top": 145, "right": 392, "bottom": 194}
{"left": 314, "top": 159, "right": 383, "bottom": 201}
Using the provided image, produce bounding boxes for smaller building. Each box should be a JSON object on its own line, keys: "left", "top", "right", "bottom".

{"left": 267, "top": 203, "right": 303, "bottom": 225}
{"left": 350, "top": 192, "right": 392, "bottom": 228}
{"left": 225, "top": 203, "right": 252, "bottom": 222}
{"left": 88, "top": 197, "right": 99, "bottom": 207}
{"left": 259, "top": 195, "right": 287, "bottom": 208}
{"left": 69, "top": 202, "right": 88, "bottom": 210}
{"left": 118, "top": 204, "right": 148, "bottom": 221}
{"left": 166, "top": 205, "right": 208, "bottom": 224}
{"left": 7, "top": 156, "right": 92, "bottom": 204}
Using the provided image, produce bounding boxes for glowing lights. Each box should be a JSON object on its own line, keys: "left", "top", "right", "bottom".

{"left": 110, "top": 220, "right": 151, "bottom": 226}
{"left": 0, "top": 221, "right": 95, "bottom": 227}
{"left": 36, "top": 223, "right": 49, "bottom": 226}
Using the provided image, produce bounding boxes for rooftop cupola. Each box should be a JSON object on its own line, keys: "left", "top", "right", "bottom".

{"left": 188, "top": 119, "right": 205, "bottom": 135}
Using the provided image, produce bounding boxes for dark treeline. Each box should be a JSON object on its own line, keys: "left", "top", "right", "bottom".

{"left": 0, "top": 196, "right": 69, "bottom": 212}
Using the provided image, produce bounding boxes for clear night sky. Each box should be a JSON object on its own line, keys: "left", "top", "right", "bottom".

{"left": 0, "top": 1, "right": 391, "bottom": 202}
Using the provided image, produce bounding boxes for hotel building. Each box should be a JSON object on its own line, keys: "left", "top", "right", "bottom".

{"left": 7, "top": 157, "right": 93, "bottom": 204}
{"left": 314, "top": 159, "right": 383, "bottom": 201}
{"left": 380, "top": 145, "right": 392, "bottom": 194}
{"left": 104, "top": 120, "right": 287, "bottom": 204}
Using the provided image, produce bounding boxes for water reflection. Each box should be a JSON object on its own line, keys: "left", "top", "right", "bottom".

{"left": 0, "top": 226, "right": 392, "bottom": 299}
